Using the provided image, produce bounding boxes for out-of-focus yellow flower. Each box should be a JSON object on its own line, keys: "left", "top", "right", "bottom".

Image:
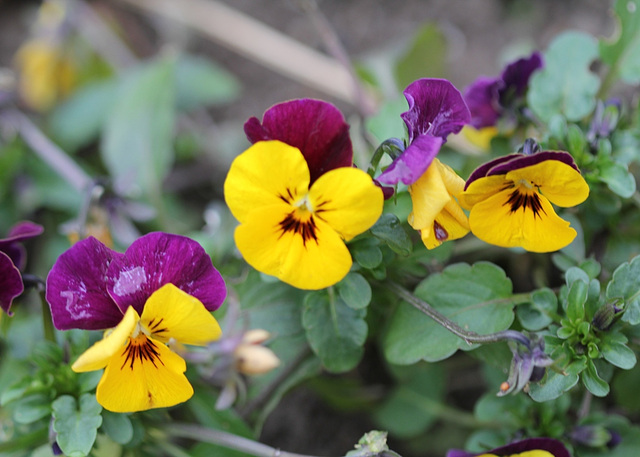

{"left": 14, "top": 39, "right": 75, "bottom": 111}
{"left": 461, "top": 125, "right": 498, "bottom": 152}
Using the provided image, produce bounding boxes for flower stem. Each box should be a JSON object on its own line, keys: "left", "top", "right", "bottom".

{"left": 168, "top": 423, "right": 333, "bottom": 457}
{"left": 387, "top": 281, "right": 530, "bottom": 346}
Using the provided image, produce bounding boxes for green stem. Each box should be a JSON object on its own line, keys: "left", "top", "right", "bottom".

{"left": 387, "top": 282, "right": 531, "bottom": 346}
{"left": 168, "top": 423, "right": 334, "bottom": 457}
{"left": 40, "top": 290, "right": 56, "bottom": 343}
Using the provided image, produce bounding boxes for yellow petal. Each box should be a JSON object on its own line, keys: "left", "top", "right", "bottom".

{"left": 234, "top": 205, "right": 352, "bottom": 289}
{"left": 140, "top": 283, "right": 222, "bottom": 346}
{"left": 460, "top": 175, "right": 508, "bottom": 209}
{"left": 418, "top": 203, "right": 470, "bottom": 249}
{"left": 469, "top": 187, "right": 576, "bottom": 252}
{"left": 234, "top": 344, "right": 281, "bottom": 375}
{"left": 308, "top": 167, "right": 383, "bottom": 242}
{"left": 224, "top": 141, "right": 310, "bottom": 223}
{"left": 408, "top": 161, "right": 451, "bottom": 230}
{"left": 462, "top": 125, "right": 499, "bottom": 151}
{"left": 505, "top": 160, "right": 589, "bottom": 207}
{"left": 96, "top": 335, "right": 192, "bottom": 412}
{"left": 72, "top": 306, "right": 139, "bottom": 372}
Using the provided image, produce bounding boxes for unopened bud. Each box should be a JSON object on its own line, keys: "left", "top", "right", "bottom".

{"left": 592, "top": 300, "right": 623, "bottom": 331}
{"left": 234, "top": 344, "right": 280, "bottom": 375}
{"left": 241, "top": 329, "right": 271, "bottom": 345}
{"left": 570, "top": 425, "right": 615, "bottom": 448}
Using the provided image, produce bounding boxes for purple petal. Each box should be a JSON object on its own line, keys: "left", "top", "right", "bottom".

{"left": 0, "top": 221, "right": 44, "bottom": 270}
{"left": 447, "top": 438, "right": 570, "bottom": 457}
{"left": 377, "top": 135, "right": 443, "bottom": 185}
{"left": 107, "top": 232, "right": 226, "bottom": 315}
{"left": 500, "top": 51, "right": 544, "bottom": 99}
{"left": 463, "top": 76, "right": 502, "bottom": 129}
{"left": 0, "top": 252, "right": 24, "bottom": 314}
{"left": 244, "top": 99, "right": 353, "bottom": 184}
{"left": 464, "top": 153, "right": 522, "bottom": 190}
{"left": 46, "top": 237, "right": 124, "bottom": 330}
{"left": 487, "top": 151, "right": 579, "bottom": 176}
{"left": 401, "top": 78, "right": 471, "bottom": 141}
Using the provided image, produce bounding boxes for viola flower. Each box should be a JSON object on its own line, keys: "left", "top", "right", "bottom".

{"left": 46, "top": 233, "right": 226, "bottom": 413}
{"left": 498, "top": 332, "right": 553, "bottom": 396}
{"left": 464, "top": 52, "right": 543, "bottom": 129}
{"left": 377, "top": 78, "right": 470, "bottom": 186}
{"left": 225, "top": 99, "right": 383, "bottom": 290}
{"left": 0, "top": 221, "right": 44, "bottom": 315}
{"left": 447, "top": 438, "right": 570, "bottom": 457}
{"left": 461, "top": 150, "right": 589, "bottom": 252}
{"left": 408, "top": 158, "right": 469, "bottom": 249}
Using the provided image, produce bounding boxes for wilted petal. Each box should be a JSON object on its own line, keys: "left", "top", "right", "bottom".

{"left": 244, "top": 99, "right": 353, "bottom": 184}
{"left": 0, "top": 252, "right": 24, "bottom": 314}
{"left": 401, "top": 78, "right": 470, "bottom": 140}
{"left": 46, "top": 237, "right": 124, "bottom": 330}
{"left": 107, "top": 233, "right": 227, "bottom": 315}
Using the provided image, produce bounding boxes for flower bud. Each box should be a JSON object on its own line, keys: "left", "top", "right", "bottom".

{"left": 570, "top": 425, "right": 616, "bottom": 448}
{"left": 592, "top": 300, "right": 623, "bottom": 331}
{"left": 234, "top": 344, "right": 280, "bottom": 375}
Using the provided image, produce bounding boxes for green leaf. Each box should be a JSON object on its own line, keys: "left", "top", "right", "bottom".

{"left": 174, "top": 54, "right": 240, "bottom": 111}
{"left": 599, "top": 160, "right": 637, "bottom": 198}
{"left": 49, "top": 79, "right": 117, "bottom": 151}
{"left": 383, "top": 262, "right": 514, "bottom": 364}
{"left": 527, "top": 31, "right": 600, "bottom": 122}
{"left": 351, "top": 239, "right": 383, "bottom": 269}
{"left": 394, "top": 23, "right": 447, "bottom": 89}
{"left": 365, "top": 97, "right": 407, "bottom": 143}
{"left": 601, "top": 340, "right": 637, "bottom": 369}
{"left": 528, "top": 358, "right": 585, "bottom": 402}
{"left": 369, "top": 213, "right": 412, "bottom": 255}
{"left": 373, "top": 363, "right": 445, "bottom": 438}
{"left": 302, "top": 292, "right": 368, "bottom": 373}
{"left": 52, "top": 394, "right": 102, "bottom": 457}
{"left": 600, "top": 0, "right": 640, "bottom": 84}
{"left": 13, "top": 394, "right": 51, "bottom": 424}
{"left": 101, "top": 56, "right": 176, "bottom": 198}
{"left": 516, "top": 288, "right": 558, "bottom": 331}
{"left": 566, "top": 280, "right": 588, "bottom": 321}
{"left": 582, "top": 359, "right": 610, "bottom": 397}
{"left": 337, "top": 273, "right": 372, "bottom": 310}
{"left": 606, "top": 255, "right": 640, "bottom": 324}
{"left": 101, "top": 410, "right": 133, "bottom": 445}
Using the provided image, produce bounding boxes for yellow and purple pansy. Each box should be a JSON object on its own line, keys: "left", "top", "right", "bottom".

{"left": 0, "top": 221, "right": 43, "bottom": 315}
{"left": 225, "top": 99, "right": 383, "bottom": 290}
{"left": 377, "top": 78, "right": 471, "bottom": 249}
{"left": 46, "top": 232, "right": 226, "bottom": 412}
{"left": 461, "top": 150, "right": 589, "bottom": 252}
{"left": 447, "top": 437, "right": 570, "bottom": 457}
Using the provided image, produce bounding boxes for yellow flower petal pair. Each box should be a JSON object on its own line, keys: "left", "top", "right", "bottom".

{"left": 408, "top": 158, "right": 470, "bottom": 249}
{"left": 461, "top": 153, "right": 589, "bottom": 252}
{"left": 72, "top": 284, "right": 222, "bottom": 413}
{"left": 224, "top": 140, "right": 383, "bottom": 290}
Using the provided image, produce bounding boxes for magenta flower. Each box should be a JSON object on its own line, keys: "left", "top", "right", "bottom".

{"left": 464, "top": 52, "right": 543, "bottom": 129}
{"left": 377, "top": 78, "right": 470, "bottom": 186}
{"left": 447, "top": 438, "right": 570, "bottom": 457}
{"left": 244, "top": 98, "right": 353, "bottom": 185}
{"left": 0, "top": 221, "right": 43, "bottom": 314}
{"left": 46, "top": 232, "right": 227, "bottom": 412}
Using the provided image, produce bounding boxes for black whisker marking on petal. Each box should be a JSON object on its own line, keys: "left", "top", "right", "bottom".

{"left": 278, "top": 212, "right": 319, "bottom": 247}
{"left": 120, "top": 336, "right": 165, "bottom": 370}
{"left": 505, "top": 190, "right": 546, "bottom": 218}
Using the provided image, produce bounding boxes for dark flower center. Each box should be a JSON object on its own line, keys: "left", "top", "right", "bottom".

{"left": 279, "top": 212, "right": 319, "bottom": 246}
{"left": 505, "top": 186, "right": 545, "bottom": 218}
{"left": 121, "top": 335, "right": 164, "bottom": 370}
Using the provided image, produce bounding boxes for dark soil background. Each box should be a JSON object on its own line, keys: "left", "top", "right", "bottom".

{"left": 0, "top": 1, "right": 616, "bottom": 456}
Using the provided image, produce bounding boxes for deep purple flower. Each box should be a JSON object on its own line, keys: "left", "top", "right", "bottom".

{"left": 244, "top": 98, "right": 353, "bottom": 185}
{"left": 446, "top": 438, "right": 570, "bottom": 457}
{"left": 0, "top": 221, "right": 44, "bottom": 314}
{"left": 46, "top": 232, "right": 226, "bottom": 331}
{"left": 377, "top": 78, "right": 470, "bottom": 186}
{"left": 464, "top": 52, "right": 543, "bottom": 128}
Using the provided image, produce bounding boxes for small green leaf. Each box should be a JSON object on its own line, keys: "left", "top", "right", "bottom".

{"left": 174, "top": 54, "right": 240, "bottom": 111}
{"left": 582, "top": 359, "right": 610, "bottom": 397}
{"left": 101, "top": 410, "right": 133, "bottom": 445}
{"left": 567, "top": 124, "right": 587, "bottom": 159}
{"left": 383, "top": 262, "right": 513, "bottom": 364}
{"left": 600, "top": 0, "right": 640, "bottom": 84}
{"left": 13, "top": 394, "right": 51, "bottom": 424}
{"left": 517, "top": 288, "right": 558, "bottom": 331}
{"left": 528, "top": 31, "right": 600, "bottom": 122}
{"left": 369, "top": 213, "right": 412, "bottom": 256}
{"left": 566, "top": 280, "right": 588, "bottom": 321}
{"left": 601, "top": 340, "right": 637, "bottom": 369}
{"left": 302, "top": 292, "right": 367, "bottom": 373}
{"left": 599, "top": 160, "right": 637, "bottom": 198}
{"left": 337, "top": 273, "right": 372, "bottom": 310}
{"left": 350, "top": 239, "right": 383, "bottom": 269}
{"left": 52, "top": 394, "right": 102, "bottom": 457}
{"left": 101, "top": 55, "right": 176, "bottom": 197}
{"left": 606, "top": 255, "right": 640, "bottom": 324}
{"left": 529, "top": 358, "right": 585, "bottom": 402}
